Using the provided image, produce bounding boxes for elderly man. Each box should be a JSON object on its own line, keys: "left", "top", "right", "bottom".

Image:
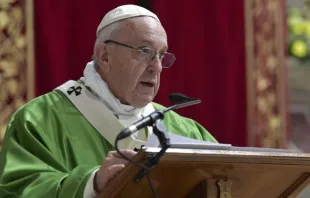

{"left": 0, "top": 4, "right": 217, "bottom": 198}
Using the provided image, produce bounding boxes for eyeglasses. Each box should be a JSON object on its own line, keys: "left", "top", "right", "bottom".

{"left": 104, "top": 40, "right": 176, "bottom": 68}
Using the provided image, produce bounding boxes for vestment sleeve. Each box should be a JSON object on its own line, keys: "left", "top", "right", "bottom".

{"left": 0, "top": 110, "right": 99, "bottom": 198}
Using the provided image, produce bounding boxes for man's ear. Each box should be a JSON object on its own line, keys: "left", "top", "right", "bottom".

{"left": 94, "top": 43, "right": 111, "bottom": 73}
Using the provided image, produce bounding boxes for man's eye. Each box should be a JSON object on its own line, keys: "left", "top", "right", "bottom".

{"left": 141, "top": 48, "right": 153, "bottom": 54}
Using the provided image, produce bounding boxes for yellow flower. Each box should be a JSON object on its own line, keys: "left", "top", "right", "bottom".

{"left": 291, "top": 40, "right": 308, "bottom": 58}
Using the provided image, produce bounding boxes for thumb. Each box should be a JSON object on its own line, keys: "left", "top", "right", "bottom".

{"left": 96, "top": 164, "right": 126, "bottom": 192}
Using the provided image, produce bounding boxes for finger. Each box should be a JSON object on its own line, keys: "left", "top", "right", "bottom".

{"left": 105, "top": 157, "right": 131, "bottom": 166}
{"left": 109, "top": 149, "right": 137, "bottom": 158}
{"left": 108, "top": 149, "right": 136, "bottom": 157}
{"left": 98, "top": 164, "right": 126, "bottom": 190}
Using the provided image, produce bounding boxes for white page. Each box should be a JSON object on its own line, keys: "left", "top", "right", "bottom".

{"left": 145, "top": 132, "right": 232, "bottom": 150}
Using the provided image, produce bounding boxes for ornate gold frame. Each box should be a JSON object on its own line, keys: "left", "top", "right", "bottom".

{"left": 26, "top": 0, "right": 35, "bottom": 100}
{"left": 0, "top": 0, "right": 34, "bottom": 144}
{"left": 245, "top": 0, "right": 255, "bottom": 146}
{"left": 245, "top": 0, "right": 288, "bottom": 148}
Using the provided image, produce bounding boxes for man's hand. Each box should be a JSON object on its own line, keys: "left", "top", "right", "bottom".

{"left": 94, "top": 149, "right": 136, "bottom": 193}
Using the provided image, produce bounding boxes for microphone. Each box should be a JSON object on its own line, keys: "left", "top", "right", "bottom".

{"left": 116, "top": 93, "right": 201, "bottom": 141}
{"left": 169, "top": 93, "right": 200, "bottom": 103}
{"left": 116, "top": 110, "right": 164, "bottom": 140}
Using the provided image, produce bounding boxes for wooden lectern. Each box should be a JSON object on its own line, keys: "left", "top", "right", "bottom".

{"left": 98, "top": 146, "right": 310, "bottom": 198}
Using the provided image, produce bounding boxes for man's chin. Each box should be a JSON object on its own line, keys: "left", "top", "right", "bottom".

{"left": 131, "top": 94, "right": 154, "bottom": 108}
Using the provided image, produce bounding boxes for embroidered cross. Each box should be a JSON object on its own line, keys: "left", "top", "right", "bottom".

{"left": 67, "top": 86, "right": 82, "bottom": 96}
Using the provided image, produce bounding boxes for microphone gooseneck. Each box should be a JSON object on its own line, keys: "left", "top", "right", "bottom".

{"left": 116, "top": 93, "right": 201, "bottom": 141}
{"left": 114, "top": 93, "right": 201, "bottom": 198}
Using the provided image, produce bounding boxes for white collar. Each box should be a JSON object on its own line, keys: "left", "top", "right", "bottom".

{"left": 83, "top": 61, "right": 155, "bottom": 127}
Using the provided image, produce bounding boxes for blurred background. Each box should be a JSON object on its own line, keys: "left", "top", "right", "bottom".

{"left": 0, "top": 0, "right": 310, "bottom": 195}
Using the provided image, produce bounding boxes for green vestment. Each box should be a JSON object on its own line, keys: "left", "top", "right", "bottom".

{"left": 0, "top": 89, "right": 217, "bottom": 198}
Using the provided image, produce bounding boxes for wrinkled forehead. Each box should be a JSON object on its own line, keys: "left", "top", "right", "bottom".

{"left": 117, "top": 17, "right": 168, "bottom": 48}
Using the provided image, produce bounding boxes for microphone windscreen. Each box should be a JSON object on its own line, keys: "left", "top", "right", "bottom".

{"left": 169, "top": 93, "right": 196, "bottom": 104}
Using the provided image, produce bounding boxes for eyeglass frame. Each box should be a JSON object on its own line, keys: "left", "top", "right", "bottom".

{"left": 104, "top": 40, "right": 176, "bottom": 68}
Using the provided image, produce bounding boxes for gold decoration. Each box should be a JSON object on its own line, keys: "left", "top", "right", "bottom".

{"left": 267, "top": 0, "right": 278, "bottom": 12}
{"left": 0, "top": 11, "right": 9, "bottom": 29}
{"left": 257, "top": 96, "right": 268, "bottom": 113}
{"left": 0, "top": 0, "right": 34, "bottom": 146}
{"left": 266, "top": 56, "right": 277, "bottom": 72}
{"left": 246, "top": 0, "right": 287, "bottom": 148}
{"left": 257, "top": 77, "right": 270, "bottom": 91}
{"left": 217, "top": 180, "right": 233, "bottom": 198}
{"left": 269, "top": 116, "right": 281, "bottom": 131}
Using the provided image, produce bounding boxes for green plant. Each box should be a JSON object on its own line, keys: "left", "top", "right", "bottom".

{"left": 288, "top": 1, "right": 310, "bottom": 64}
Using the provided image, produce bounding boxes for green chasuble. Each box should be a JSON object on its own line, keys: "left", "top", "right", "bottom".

{"left": 0, "top": 90, "right": 217, "bottom": 198}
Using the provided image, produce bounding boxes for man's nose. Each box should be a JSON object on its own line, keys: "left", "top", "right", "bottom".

{"left": 148, "top": 55, "right": 162, "bottom": 74}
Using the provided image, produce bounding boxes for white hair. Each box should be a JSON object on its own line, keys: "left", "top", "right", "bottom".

{"left": 95, "top": 21, "right": 122, "bottom": 45}
{"left": 92, "top": 21, "right": 122, "bottom": 67}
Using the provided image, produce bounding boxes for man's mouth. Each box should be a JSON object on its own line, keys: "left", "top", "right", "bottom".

{"left": 140, "top": 81, "right": 154, "bottom": 87}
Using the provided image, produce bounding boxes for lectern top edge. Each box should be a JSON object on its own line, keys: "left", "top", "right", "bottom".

{"left": 143, "top": 146, "right": 310, "bottom": 165}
